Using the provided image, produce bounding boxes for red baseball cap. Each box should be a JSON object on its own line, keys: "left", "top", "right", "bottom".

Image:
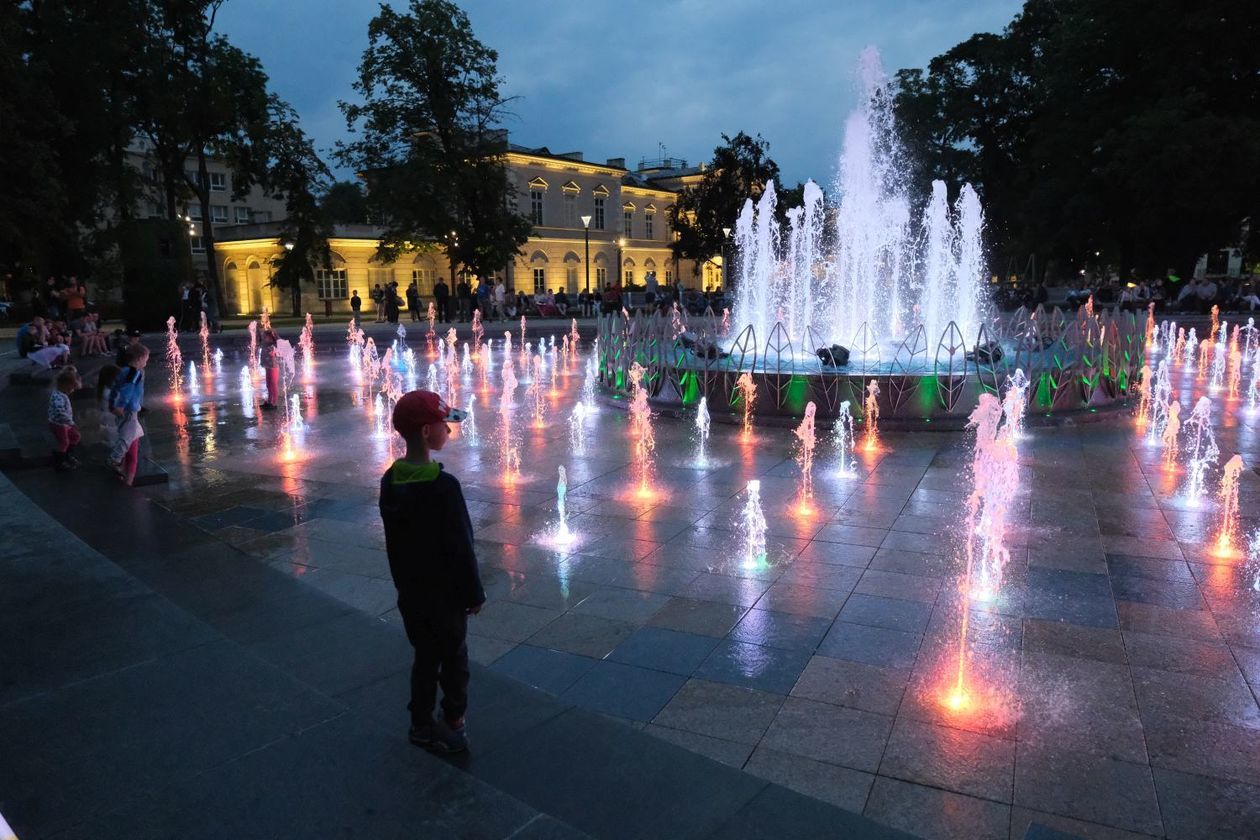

{"left": 392, "top": 390, "right": 465, "bottom": 436}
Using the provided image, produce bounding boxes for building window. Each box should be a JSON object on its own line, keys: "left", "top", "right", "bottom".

{"left": 566, "top": 266, "right": 578, "bottom": 292}
{"left": 235, "top": 206, "right": 250, "bottom": 224}
{"left": 645, "top": 212, "right": 654, "bottom": 239}
{"left": 411, "top": 268, "right": 435, "bottom": 295}
{"left": 665, "top": 269, "right": 673, "bottom": 285}
{"left": 189, "top": 236, "right": 205, "bottom": 253}
{"left": 532, "top": 267, "right": 546, "bottom": 294}
{"left": 593, "top": 197, "right": 605, "bottom": 230}
{"left": 316, "top": 268, "right": 348, "bottom": 299}
{"left": 564, "top": 193, "right": 576, "bottom": 227}
{"left": 623, "top": 210, "right": 633, "bottom": 238}
{"left": 211, "top": 205, "right": 228, "bottom": 223}
{"left": 596, "top": 266, "right": 607, "bottom": 288}
{"left": 186, "top": 204, "right": 202, "bottom": 221}
{"left": 624, "top": 269, "right": 634, "bottom": 286}
{"left": 210, "top": 172, "right": 227, "bottom": 192}
{"left": 256, "top": 210, "right": 272, "bottom": 223}
{"left": 530, "top": 190, "right": 544, "bottom": 225}
{"left": 147, "top": 201, "right": 163, "bottom": 219}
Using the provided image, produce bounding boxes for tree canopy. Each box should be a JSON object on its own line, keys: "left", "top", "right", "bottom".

{"left": 894, "top": 0, "right": 1260, "bottom": 279}
{"left": 668, "top": 132, "right": 784, "bottom": 275}
{"left": 337, "top": 0, "right": 530, "bottom": 280}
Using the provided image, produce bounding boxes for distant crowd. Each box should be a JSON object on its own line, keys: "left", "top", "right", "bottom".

{"left": 1002, "top": 271, "right": 1260, "bottom": 314}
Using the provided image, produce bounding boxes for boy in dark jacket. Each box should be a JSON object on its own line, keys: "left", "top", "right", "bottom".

{"left": 380, "top": 389, "right": 483, "bottom": 753}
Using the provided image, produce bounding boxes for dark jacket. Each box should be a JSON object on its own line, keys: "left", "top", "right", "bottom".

{"left": 379, "top": 460, "right": 485, "bottom": 610}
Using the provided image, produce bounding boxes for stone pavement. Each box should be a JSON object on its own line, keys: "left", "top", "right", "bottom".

{"left": 0, "top": 351, "right": 913, "bottom": 837}
{"left": 4, "top": 326, "right": 1260, "bottom": 839}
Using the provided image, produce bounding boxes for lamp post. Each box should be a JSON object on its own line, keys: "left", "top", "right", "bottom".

{"left": 617, "top": 237, "right": 626, "bottom": 292}
{"left": 581, "top": 214, "right": 592, "bottom": 297}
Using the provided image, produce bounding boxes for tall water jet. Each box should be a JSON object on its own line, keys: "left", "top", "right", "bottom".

{"left": 1135, "top": 363, "right": 1153, "bottom": 427}
{"left": 248, "top": 320, "right": 260, "bottom": 378}
{"left": 833, "top": 400, "right": 857, "bottom": 476}
{"left": 948, "top": 392, "right": 1020, "bottom": 712}
{"left": 740, "top": 480, "right": 768, "bottom": 570}
{"left": 735, "top": 373, "right": 757, "bottom": 438}
{"left": 1181, "top": 396, "right": 1219, "bottom": 506}
{"left": 863, "top": 380, "right": 881, "bottom": 451}
{"left": 1173, "top": 327, "right": 1187, "bottom": 361}
{"left": 213, "top": 347, "right": 223, "bottom": 376}
{"left": 1184, "top": 328, "right": 1199, "bottom": 368}
{"left": 695, "top": 396, "right": 711, "bottom": 466}
{"left": 1216, "top": 454, "right": 1245, "bottom": 556}
{"left": 1227, "top": 346, "right": 1243, "bottom": 400}
{"left": 426, "top": 302, "right": 437, "bottom": 353}
{"left": 581, "top": 356, "right": 598, "bottom": 412}
{"left": 187, "top": 361, "right": 199, "bottom": 398}
{"left": 165, "top": 316, "right": 183, "bottom": 394}
{"left": 471, "top": 309, "right": 484, "bottom": 356}
{"left": 570, "top": 318, "right": 580, "bottom": 349}
{"left": 794, "top": 402, "right": 818, "bottom": 513}
{"left": 627, "top": 362, "right": 657, "bottom": 498}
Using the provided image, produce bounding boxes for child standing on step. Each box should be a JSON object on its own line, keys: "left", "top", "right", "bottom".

{"left": 48, "top": 366, "right": 82, "bottom": 471}
{"left": 108, "top": 344, "right": 149, "bottom": 486}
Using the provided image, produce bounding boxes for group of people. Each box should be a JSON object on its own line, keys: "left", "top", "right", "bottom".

{"left": 1168, "top": 276, "right": 1260, "bottom": 313}
{"left": 16, "top": 311, "right": 113, "bottom": 370}
{"left": 176, "top": 281, "right": 211, "bottom": 332}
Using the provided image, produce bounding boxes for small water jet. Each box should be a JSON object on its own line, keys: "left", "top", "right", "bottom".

{"left": 187, "top": 361, "right": 199, "bottom": 398}
{"left": 833, "top": 400, "right": 857, "bottom": 477}
{"left": 553, "top": 465, "right": 574, "bottom": 544}
{"left": 794, "top": 402, "right": 818, "bottom": 513}
{"left": 199, "top": 311, "right": 211, "bottom": 367}
{"left": 165, "top": 316, "right": 183, "bottom": 394}
{"left": 426, "top": 303, "right": 437, "bottom": 353}
{"left": 1181, "top": 396, "right": 1219, "bottom": 507}
{"left": 740, "top": 480, "right": 768, "bottom": 570}
{"left": 862, "top": 379, "right": 880, "bottom": 451}
{"left": 1216, "top": 454, "right": 1245, "bottom": 556}
{"left": 735, "top": 373, "right": 757, "bottom": 438}
{"left": 695, "top": 396, "right": 711, "bottom": 466}
{"left": 299, "top": 312, "right": 315, "bottom": 376}
{"left": 499, "top": 355, "right": 521, "bottom": 482}
{"left": 464, "top": 397, "right": 478, "bottom": 445}
{"left": 1002, "top": 369, "right": 1029, "bottom": 441}
{"left": 628, "top": 362, "right": 657, "bottom": 498}
{"left": 528, "top": 355, "right": 547, "bottom": 429}
{"left": 1161, "top": 401, "right": 1182, "bottom": 467}
{"left": 568, "top": 402, "right": 588, "bottom": 455}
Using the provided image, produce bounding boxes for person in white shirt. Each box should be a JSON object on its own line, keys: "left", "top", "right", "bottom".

{"left": 493, "top": 281, "right": 506, "bottom": 320}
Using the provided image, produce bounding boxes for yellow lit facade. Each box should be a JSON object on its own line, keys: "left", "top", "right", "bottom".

{"left": 215, "top": 145, "right": 722, "bottom": 316}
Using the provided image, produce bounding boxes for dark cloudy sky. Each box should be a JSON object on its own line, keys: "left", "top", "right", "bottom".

{"left": 217, "top": 0, "right": 1023, "bottom": 186}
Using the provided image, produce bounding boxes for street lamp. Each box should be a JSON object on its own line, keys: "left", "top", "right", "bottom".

{"left": 580, "top": 215, "right": 592, "bottom": 300}
{"left": 283, "top": 240, "right": 295, "bottom": 252}
{"left": 721, "top": 227, "right": 731, "bottom": 292}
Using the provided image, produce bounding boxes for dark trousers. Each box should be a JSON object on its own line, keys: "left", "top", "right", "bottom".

{"left": 457, "top": 297, "right": 471, "bottom": 321}
{"left": 400, "top": 604, "right": 470, "bottom": 726}
{"left": 436, "top": 297, "right": 451, "bottom": 323}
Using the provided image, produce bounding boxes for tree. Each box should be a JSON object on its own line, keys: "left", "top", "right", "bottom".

{"left": 894, "top": 0, "right": 1260, "bottom": 280}
{"left": 133, "top": 0, "right": 272, "bottom": 325}
{"left": 258, "top": 99, "right": 333, "bottom": 316}
{"left": 337, "top": 0, "right": 530, "bottom": 281}
{"left": 668, "top": 132, "right": 781, "bottom": 275}
{"left": 321, "top": 181, "right": 369, "bottom": 225}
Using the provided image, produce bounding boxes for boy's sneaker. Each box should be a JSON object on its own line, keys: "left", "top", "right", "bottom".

{"left": 409, "top": 719, "right": 468, "bottom": 754}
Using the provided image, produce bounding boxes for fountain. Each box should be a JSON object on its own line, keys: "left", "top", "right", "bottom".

{"left": 1173, "top": 327, "right": 1187, "bottom": 362}
{"left": 373, "top": 393, "right": 387, "bottom": 439}
{"left": 426, "top": 303, "right": 437, "bottom": 353}
{"left": 213, "top": 347, "right": 223, "bottom": 376}
{"left": 581, "top": 356, "right": 598, "bottom": 412}
{"left": 1185, "top": 328, "right": 1199, "bottom": 368}
{"left": 1216, "top": 454, "right": 1245, "bottom": 556}
{"left": 187, "top": 361, "right": 199, "bottom": 398}
{"left": 1145, "top": 303, "right": 1156, "bottom": 347}
{"left": 247, "top": 320, "right": 260, "bottom": 377}
{"left": 833, "top": 401, "right": 857, "bottom": 477}
{"left": 1135, "top": 363, "right": 1153, "bottom": 426}
{"left": 1145, "top": 359, "right": 1173, "bottom": 446}
{"left": 462, "top": 342, "right": 472, "bottom": 375}
{"left": 1228, "top": 347, "right": 1243, "bottom": 400}
{"left": 862, "top": 379, "right": 880, "bottom": 451}
{"left": 695, "top": 396, "right": 711, "bottom": 466}
{"left": 731, "top": 47, "right": 984, "bottom": 349}
{"left": 735, "top": 373, "right": 757, "bottom": 438}
{"left": 165, "top": 316, "right": 183, "bottom": 394}
{"left": 570, "top": 318, "right": 580, "bottom": 349}
{"left": 627, "top": 362, "right": 657, "bottom": 498}
{"left": 1181, "top": 396, "right": 1219, "bottom": 507}
{"left": 740, "top": 480, "right": 769, "bottom": 570}
{"left": 471, "top": 309, "right": 484, "bottom": 356}
{"left": 794, "top": 402, "right": 818, "bottom": 513}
